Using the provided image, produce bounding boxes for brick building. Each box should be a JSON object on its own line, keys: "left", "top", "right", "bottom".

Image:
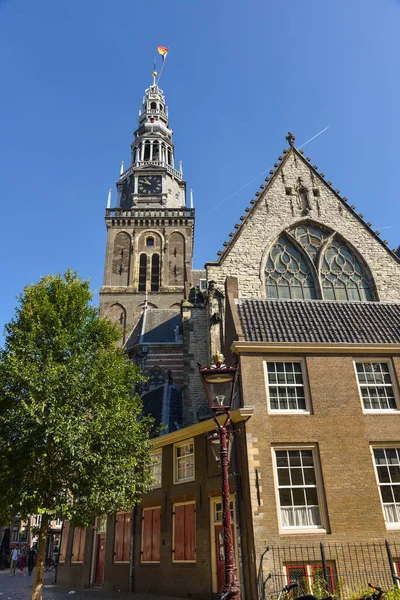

{"left": 57, "top": 76, "right": 400, "bottom": 600}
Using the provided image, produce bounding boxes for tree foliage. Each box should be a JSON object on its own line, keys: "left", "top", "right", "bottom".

{"left": 0, "top": 270, "right": 153, "bottom": 527}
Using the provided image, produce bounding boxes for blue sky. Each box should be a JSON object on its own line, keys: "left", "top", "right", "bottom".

{"left": 1, "top": 0, "right": 399, "bottom": 333}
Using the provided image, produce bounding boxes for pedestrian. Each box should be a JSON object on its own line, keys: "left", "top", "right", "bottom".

{"left": 18, "top": 545, "right": 27, "bottom": 571}
{"left": 27, "top": 546, "right": 36, "bottom": 575}
{"left": 9, "top": 545, "right": 18, "bottom": 576}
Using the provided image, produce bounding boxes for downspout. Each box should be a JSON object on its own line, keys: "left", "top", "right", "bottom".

{"left": 129, "top": 506, "right": 138, "bottom": 593}
{"left": 232, "top": 423, "right": 246, "bottom": 600}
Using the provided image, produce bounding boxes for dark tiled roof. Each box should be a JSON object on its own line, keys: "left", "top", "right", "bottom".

{"left": 125, "top": 309, "right": 181, "bottom": 349}
{"left": 141, "top": 383, "right": 183, "bottom": 438}
{"left": 235, "top": 299, "right": 400, "bottom": 344}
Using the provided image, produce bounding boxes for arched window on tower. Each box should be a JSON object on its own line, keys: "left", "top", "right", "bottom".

{"left": 139, "top": 254, "right": 147, "bottom": 292}
{"left": 265, "top": 236, "right": 317, "bottom": 299}
{"left": 150, "top": 101, "right": 157, "bottom": 110}
{"left": 146, "top": 237, "right": 155, "bottom": 247}
{"left": 153, "top": 141, "right": 160, "bottom": 161}
{"left": 144, "top": 141, "right": 151, "bottom": 161}
{"left": 151, "top": 254, "right": 160, "bottom": 292}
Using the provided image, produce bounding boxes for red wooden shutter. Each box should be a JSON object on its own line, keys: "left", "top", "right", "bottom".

{"left": 114, "top": 514, "right": 124, "bottom": 562}
{"left": 151, "top": 508, "right": 161, "bottom": 562}
{"left": 184, "top": 504, "right": 195, "bottom": 561}
{"left": 122, "top": 513, "right": 131, "bottom": 562}
{"left": 72, "top": 527, "right": 85, "bottom": 562}
{"left": 59, "top": 521, "right": 70, "bottom": 563}
{"left": 142, "top": 510, "right": 153, "bottom": 561}
{"left": 173, "top": 505, "right": 185, "bottom": 561}
{"left": 78, "top": 528, "right": 86, "bottom": 562}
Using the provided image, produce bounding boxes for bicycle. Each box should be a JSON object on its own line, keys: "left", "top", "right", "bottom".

{"left": 276, "top": 580, "right": 333, "bottom": 600}
{"left": 45, "top": 556, "right": 58, "bottom": 571}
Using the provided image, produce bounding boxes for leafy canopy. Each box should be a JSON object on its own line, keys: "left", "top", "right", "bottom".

{"left": 0, "top": 270, "right": 153, "bottom": 527}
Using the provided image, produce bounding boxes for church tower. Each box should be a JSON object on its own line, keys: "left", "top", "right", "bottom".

{"left": 100, "top": 72, "right": 194, "bottom": 341}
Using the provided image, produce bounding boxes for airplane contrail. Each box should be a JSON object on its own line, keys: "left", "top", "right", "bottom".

{"left": 298, "top": 126, "right": 330, "bottom": 149}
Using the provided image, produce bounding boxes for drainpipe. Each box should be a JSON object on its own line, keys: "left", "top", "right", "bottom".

{"left": 232, "top": 423, "right": 246, "bottom": 600}
{"left": 129, "top": 506, "right": 138, "bottom": 593}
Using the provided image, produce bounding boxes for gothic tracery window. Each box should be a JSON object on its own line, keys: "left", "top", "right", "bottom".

{"left": 320, "top": 239, "right": 374, "bottom": 301}
{"left": 148, "top": 367, "right": 165, "bottom": 390}
{"left": 265, "top": 223, "right": 376, "bottom": 302}
{"left": 265, "top": 236, "right": 317, "bottom": 299}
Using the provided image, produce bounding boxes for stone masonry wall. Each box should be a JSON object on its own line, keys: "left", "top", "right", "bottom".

{"left": 181, "top": 306, "right": 209, "bottom": 426}
{"left": 207, "top": 150, "right": 400, "bottom": 301}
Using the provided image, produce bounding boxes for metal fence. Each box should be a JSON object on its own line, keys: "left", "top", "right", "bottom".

{"left": 258, "top": 540, "right": 400, "bottom": 600}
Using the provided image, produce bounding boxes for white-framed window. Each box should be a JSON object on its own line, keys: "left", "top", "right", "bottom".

{"left": 372, "top": 447, "right": 400, "bottom": 527}
{"left": 199, "top": 279, "right": 207, "bottom": 291}
{"left": 174, "top": 439, "right": 195, "bottom": 484}
{"left": 265, "top": 361, "right": 309, "bottom": 413}
{"left": 273, "top": 447, "right": 326, "bottom": 532}
{"left": 213, "top": 501, "right": 234, "bottom": 522}
{"left": 149, "top": 450, "right": 162, "bottom": 489}
{"left": 355, "top": 361, "right": 398, "bottom": 411}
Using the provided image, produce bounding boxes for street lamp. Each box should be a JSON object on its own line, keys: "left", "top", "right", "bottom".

{"left": 198, "top": 352, "right": 240, "bottom": 600}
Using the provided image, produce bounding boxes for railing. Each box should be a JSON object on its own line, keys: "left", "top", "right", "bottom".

{"left": 106, "top": 207, "right": 194, "bottom": 219}
{"left": 258, "top": 541, "right": 400, "bottom": 600}
{"left": 121, "top": 161, "right": 182, "bottom": 181}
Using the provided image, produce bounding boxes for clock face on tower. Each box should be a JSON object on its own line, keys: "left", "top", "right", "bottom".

{"left": 138, "top": 175, "right": 162, "bottom": 195}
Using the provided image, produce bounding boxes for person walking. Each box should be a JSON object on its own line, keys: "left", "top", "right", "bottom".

{"left": 19, "top": 544, "right": 27, "bottom": 571}
{"left": 27, "top": 546, "right": 36, "bottom": 575}
{"left": 9, "top": 545, "right": 18, "bottom": 576}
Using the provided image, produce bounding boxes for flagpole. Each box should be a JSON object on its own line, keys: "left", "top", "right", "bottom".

{"left": 157, "top": 57, "right": 166, "bottom": 85}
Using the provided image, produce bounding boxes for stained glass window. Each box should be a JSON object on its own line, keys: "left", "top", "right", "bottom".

{"left": 291, "top": 225, "right": 331, "bottom": 263}
{"left": 265, "top": 236, "right": 317, "bottom": 299}
{"left": 321, "top": 239, "right": 373, "bottom": 301}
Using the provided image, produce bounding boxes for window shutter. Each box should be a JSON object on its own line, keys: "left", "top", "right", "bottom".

{"left": 151, "top": 508, "right": 161, "bottom": 562}
{"left": 59, "top": 521, "right": 70, "bottom": 563}
{"left": 142, "top": 510, "right": 153, "bottom": 562}
{"left": 184, "top": 504, "right": 195, "bottom": 561}
{"left": 122, "top": 513, "right": 131, "bottom": 562}
{"left": 173, "top": 505, "right": 185, "bottom": 561}
{"left": 114, "top": 514, "right": 124, "bottom": 562}
{"left": 78, "top": 528, "right": 86, "bottom": 562}
{"left": 72, "top": 527, "right": 85, "bottom": 562}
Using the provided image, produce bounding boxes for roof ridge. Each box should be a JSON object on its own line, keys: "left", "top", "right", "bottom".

{"left": 207, "top": 134, "right": 399, "bottom": 265}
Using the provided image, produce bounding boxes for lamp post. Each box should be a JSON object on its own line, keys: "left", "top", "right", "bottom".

{"left": 198, "top": 352, "right": 240, "bottom": 600}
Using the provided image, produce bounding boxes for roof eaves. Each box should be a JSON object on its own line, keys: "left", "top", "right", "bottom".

{"left": 205, "top": 148, "right": 293, "bottom": 267}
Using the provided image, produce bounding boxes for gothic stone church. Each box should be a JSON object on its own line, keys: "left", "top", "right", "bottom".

{"left": 58, "top": 75, "right": 400, "bottom": 600}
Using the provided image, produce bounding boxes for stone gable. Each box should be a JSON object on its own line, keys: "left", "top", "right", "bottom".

{"left": 206, "top": 149, "right": 400, "bottom": 301}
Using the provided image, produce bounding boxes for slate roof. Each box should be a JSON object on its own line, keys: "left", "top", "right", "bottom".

{"left": 126, "top": 309, "right": 181, "bottom": 349}
{"left": 235, "top": 299, "right": 400, "bottom": 345}
{"left": 141, "top": 383, "right": 183, "bottom": 438}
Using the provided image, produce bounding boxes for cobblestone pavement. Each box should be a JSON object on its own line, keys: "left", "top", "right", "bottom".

{"left": 0, "top": 569, "right": 185, "bottom": 600}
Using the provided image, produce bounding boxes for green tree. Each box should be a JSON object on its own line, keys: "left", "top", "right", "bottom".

{"left": 0, "top": 271, "right": 153, "bottom": 600}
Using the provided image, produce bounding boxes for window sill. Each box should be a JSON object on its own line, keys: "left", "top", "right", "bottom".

{"left": 363, "top": 410, "right": 400, "bottom": 415}
{"left": 173, "top": 477, "right": 195, "bottom": 485}
{"left": 385, "top": 523, "right": 400, "bottom": 530}
{"left": 279, "top": 527, "right": 327, "bottom": 535}
{"left": 269, "top": 410, "right": 311, "bottom": 416}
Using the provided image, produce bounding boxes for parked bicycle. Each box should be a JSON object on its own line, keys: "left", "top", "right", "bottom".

{"left": 45, "top": 556, "right": 58, "bottom": 571}
{"left": 276, "top": 580, "right": 333, "bottom": 600}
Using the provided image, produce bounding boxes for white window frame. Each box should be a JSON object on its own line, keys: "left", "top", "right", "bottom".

{"left": 354, "top": 359, "right": 399, "bottom": 414}
{"left": 371, "top": 444, "right": 400, "bottom": 530}
{"left": 264, "top": 359, "right": 311, "bottom": 414}
{"left": 199, "top": 279, "right": 207, "bottom": 291}
{"left": 272, "top": 445, "right": 328, "bottom": 535}
{"left": 141, "top": 505, "right": 161, "bottom": 564}
{"left": 172, "top": 501, "right": 196, "bottom": 564}
{"left": 149, "top": 449, "right": 162, "bottom": 489}
{"left": 173, "top": 439, "right": 195, "bottom": 484}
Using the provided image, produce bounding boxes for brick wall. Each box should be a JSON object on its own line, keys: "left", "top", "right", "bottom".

{"left": 239, "top": 351, "right": 400, "bottom": 577}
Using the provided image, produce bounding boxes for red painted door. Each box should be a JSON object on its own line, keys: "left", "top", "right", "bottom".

{"left": 214, "top": 525, "right": 236, "bottom": 593}
{"left": 94, "top": 534, "right": 105, "bottom": 585}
